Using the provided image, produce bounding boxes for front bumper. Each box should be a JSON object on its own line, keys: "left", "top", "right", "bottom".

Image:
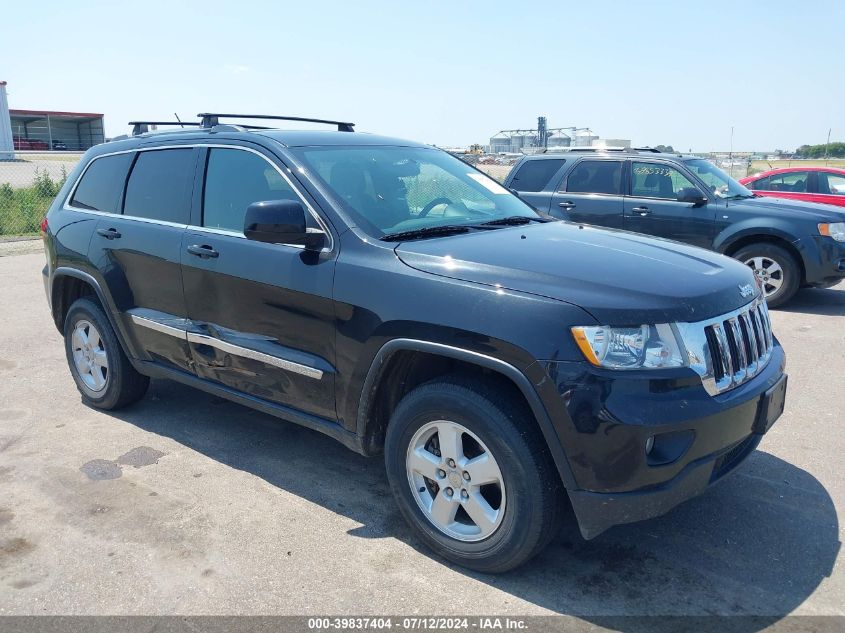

{"left": 797, "top": 236, "right": 845, "bottom": 285}
{"left": 535, "top": 342, "right": 787, "bottom": 539}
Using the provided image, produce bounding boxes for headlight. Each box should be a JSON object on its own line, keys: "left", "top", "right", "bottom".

{"left": 819, "top": 222, "right": 845, "bottom": 242}
{"left": 571, "top": 323, "right": 687, "bottom": 369}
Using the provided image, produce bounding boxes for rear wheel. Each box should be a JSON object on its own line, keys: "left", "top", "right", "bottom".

{"left": 734, "top": 243, "right": 800, "bottom": 308}
{"left": 64, "top": 298, "right": 149, "bottom": 409}
{"left": 384, "top": 377, "right": 562, "bottom": 573}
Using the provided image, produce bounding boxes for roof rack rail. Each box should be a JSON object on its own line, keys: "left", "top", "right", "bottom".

{"left": 128, "top": 121, "right": 201, "bottom": 136}
{"left": 566, "top": 147, "right": 627, "bottom": 152}
{"left": 632, "top": 146, "right": 661, "bottom": 153}
{"left": 197, "top": 113, "right": 355, "bottom": 132}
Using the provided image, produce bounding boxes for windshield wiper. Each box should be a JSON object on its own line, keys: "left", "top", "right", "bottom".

{"left": 478, "top": 215, "right": 545, "bottom": 226}
{"left": 380, "top": 224, "right": 473, "bottom": 242}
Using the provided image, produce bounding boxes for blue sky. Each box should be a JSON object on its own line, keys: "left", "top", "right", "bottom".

{"left": 2, "top": 0, "right": 843, "bottom": 151}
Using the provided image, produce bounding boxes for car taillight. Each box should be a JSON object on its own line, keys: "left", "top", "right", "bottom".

{"left": 40, "top": 216, "right": 49, "bottom": 233}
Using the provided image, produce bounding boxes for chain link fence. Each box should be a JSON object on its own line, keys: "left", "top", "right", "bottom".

{"left": 0, "top": 153, "right": 81, "bottom": 236}
{"left": 458, "top": 153, "right": 519, "bottom": 184}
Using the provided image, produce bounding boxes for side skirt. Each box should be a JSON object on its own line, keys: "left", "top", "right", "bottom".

{"left": 134, "top": 360, "right": 365, "bottom": 455}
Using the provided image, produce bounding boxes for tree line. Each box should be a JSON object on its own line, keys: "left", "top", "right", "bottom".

{"left": 795, "top": 142, "right": 845, "bottom": 158}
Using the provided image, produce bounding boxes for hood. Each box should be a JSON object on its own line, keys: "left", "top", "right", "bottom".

{"left": 395, "top": 222, "right": 761, "bottom": 325}
{"left": 731, "top": 196, "right": 845, "bottom": 221}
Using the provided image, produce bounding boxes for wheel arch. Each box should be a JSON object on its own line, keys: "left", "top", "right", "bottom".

{"left": 51, "top": 267, "right": 134, "bottom": 358}
{"left": 356, "top": 338, "right": 578, "bottom": 489}
{"left": 719, "top": 233, "right": 806, "bottom": 284}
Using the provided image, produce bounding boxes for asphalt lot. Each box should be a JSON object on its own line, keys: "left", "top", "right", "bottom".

{"left": 0, "top": 249, "right": 843, "bottom": 623}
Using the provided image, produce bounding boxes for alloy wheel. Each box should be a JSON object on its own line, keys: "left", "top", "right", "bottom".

{"left": 743, "top": 256, "right": 784, "bottom": 298}
{"left": 71, "top": 319, "right": 109, "bottom": 393}
{"left": 405, "top": 420, "right": 506, "bottom": 542}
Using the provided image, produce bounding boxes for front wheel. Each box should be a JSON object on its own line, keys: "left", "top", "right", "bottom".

{"left": 734, "top": 243, "right": 800, "bottom": 308}
{"left": 384, "top": 377, "right": 562, "bottom": 573}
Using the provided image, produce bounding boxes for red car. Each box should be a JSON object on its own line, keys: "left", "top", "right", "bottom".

{"left": 12, "top": 136, "right": 50, "bottom": 150}
{"left": 740, "top": 167, "right": 845, "bottom": 207}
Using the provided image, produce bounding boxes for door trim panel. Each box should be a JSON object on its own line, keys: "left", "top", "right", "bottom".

{"left": 129, "top": 310, "right": 325, "bottom": 380}
{"left": 186, "top": 331, "right": 324, "bottom": 380}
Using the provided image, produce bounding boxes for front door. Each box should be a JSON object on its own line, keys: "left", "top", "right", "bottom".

{"left": 180, "top": 145, "right": 337, "bottom": 420}
{"left": 86, "top": 147, "right": 197, "bottom": 372}
{"left": 623, "top": 161, "right": 715, "bottom": 248}
{"left": 549, "top": 159, "right": 625, "bottom": 229}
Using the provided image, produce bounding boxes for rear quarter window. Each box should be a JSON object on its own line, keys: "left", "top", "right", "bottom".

{"left": 69, "top": 153, "right": 134, "bottom": 213}
{"left": 510, "top": 159, "right": 566, "bottom": 192}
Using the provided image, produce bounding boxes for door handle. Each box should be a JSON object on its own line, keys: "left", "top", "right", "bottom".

{"left": 558, "top": 201, "right": 576, "bottom": 210}
{"left": 96, "top": 227, "right": 121, "bottom": 240}
{"left": 631, "top": 206, "right": 651, "bottom": 216}
{"left": 187, "top": 244, "right": 219, "bottom": 259}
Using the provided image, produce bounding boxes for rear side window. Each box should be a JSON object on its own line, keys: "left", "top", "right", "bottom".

{"left": 753, "top": 171, "right": 809, "bottom": 193}
{"left": 510, "top": 159, "right": 565, "bottom": 192}
{"left": 69, "top": 153, "right": 133, "bottom": 213}
{"left": 565, "top": 160, "right": 622, "bottom": 195}
{"left": 749, "top": 175, "right": 770, "bottom": 190}
{"left": 123, "top": 149, "right": 194, "bottom": 223}
{"left": 203, "top": 148, "right": 304, "bottom": 232}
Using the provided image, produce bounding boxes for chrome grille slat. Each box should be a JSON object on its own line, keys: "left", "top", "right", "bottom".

{"left": 750, "top": 308, "right": 766, "bottom": 358}
{"left": 677, "top": 297, "right": 775, "bottom": 396}
{"left": 727, "top": 317, "right": 748, "bottom": 382}
{"left": 740, "top": 311, "right": 759, "bottom": 371}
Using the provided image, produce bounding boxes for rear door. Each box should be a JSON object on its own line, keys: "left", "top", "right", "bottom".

{"left": 179, "top": 145, "right": 337, "bottom": 420}
{"left": 747, "top": 170, "right": 812, "bottom": 203}
{"left": 86, "top": 147, "right": 197, "bottom": 372}
{"left": 549, "top": 159, "right": 625, "bottom": 228}
{"left": 506, "top": 158, "right": 567, "bottom": 212}
{"left": 623, "top": 160, "right": 715, "bottom": 248}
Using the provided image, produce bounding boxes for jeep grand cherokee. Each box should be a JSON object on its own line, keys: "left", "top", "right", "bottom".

{"left": 41, "top": 114, "right": 788, "bottom": 573}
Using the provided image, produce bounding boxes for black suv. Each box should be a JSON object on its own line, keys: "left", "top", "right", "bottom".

{"left": 42, "top": 114, "right": 787, "bottom": 573}
{"left": 505, "top": 149, "right": 845, "bottom": 307}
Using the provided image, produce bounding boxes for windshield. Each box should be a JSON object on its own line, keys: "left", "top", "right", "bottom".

{"left": 291, "top": 146, "right": 539, "bottom": 237}
{"left": 685, "top": 159, "right": 754, "bottom": 199}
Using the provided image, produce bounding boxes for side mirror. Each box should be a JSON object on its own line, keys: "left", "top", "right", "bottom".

{"left": 677, "top": 187, "right": 708, "bottom": 207}
{"left": 243, "top": 200, "right": 325, "bottom": 250}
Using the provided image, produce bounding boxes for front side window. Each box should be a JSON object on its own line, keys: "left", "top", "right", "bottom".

{"left": 754, "top": 171, "right": 809, "bottom": 193}
{"left": 564, "top": 160, "right": 622, "bottom": 195}
{"left": 203, "top": 148, "right": 304, "bottom": 232}
{"left": 290, "top": 146, "right": 537, "bottom": 236}
{"left": 510, "top": 159, "right": 566, "bottom": 192}
{"left": 820, "top": 172, "right": 845, "bottom": 195}
{"left": 123, "top": 149, "right": 194, "bottom": 223}
{"left": 70, "top": 153, "right": 133, "bottom": 213}
{"left": 685, "top": 159, "right": 753, "bottom": 200}
{"left": 631, "top": 162, "right": 698, "bottom": 200}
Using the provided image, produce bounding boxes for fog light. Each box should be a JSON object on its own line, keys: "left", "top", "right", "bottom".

{"left": 645, "top": 436, "right": 655, "bottom": 455}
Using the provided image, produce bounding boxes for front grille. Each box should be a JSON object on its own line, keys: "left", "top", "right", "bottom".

{"left": 677, "top": 298, "right": 774, "bottom": 396}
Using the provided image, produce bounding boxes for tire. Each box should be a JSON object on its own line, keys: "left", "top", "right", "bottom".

{"left": 384, "top": 376, "right": 563, "bottom": 573}
{"left": 64, "top": 297, "right": 149, "bottom": 410}
{"left": 733, "top": 243, "right": 800, "bottom": 308}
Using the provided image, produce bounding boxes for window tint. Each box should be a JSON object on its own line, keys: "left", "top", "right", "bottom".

{"left": 819, "top": 172, "right": 845, "bottom": 196}
{"left": 510, "top": 159, "right": 565, "bottom": 192}
{"left": 123, "top": 149, "right": 194, "bottom": 223}
{"left": 293, "top": 146, "right": 535, "bottom": 235}
{"left": 754, "top": 171, "right": 809, "bottom": 193}
{"left": 565, "top": 160, "right": 622, "bottom": 195}
{"left": 70, "top": 153, "right": 133, "bottom": 213}
{"left": 631, "top": 162, "right": 698, "bottom": 200}
{"left": 749, "top": 175, "right": 770, "bottom": 190}
{"left": 203, "top": 148, "right": 303, "bottom": 232}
